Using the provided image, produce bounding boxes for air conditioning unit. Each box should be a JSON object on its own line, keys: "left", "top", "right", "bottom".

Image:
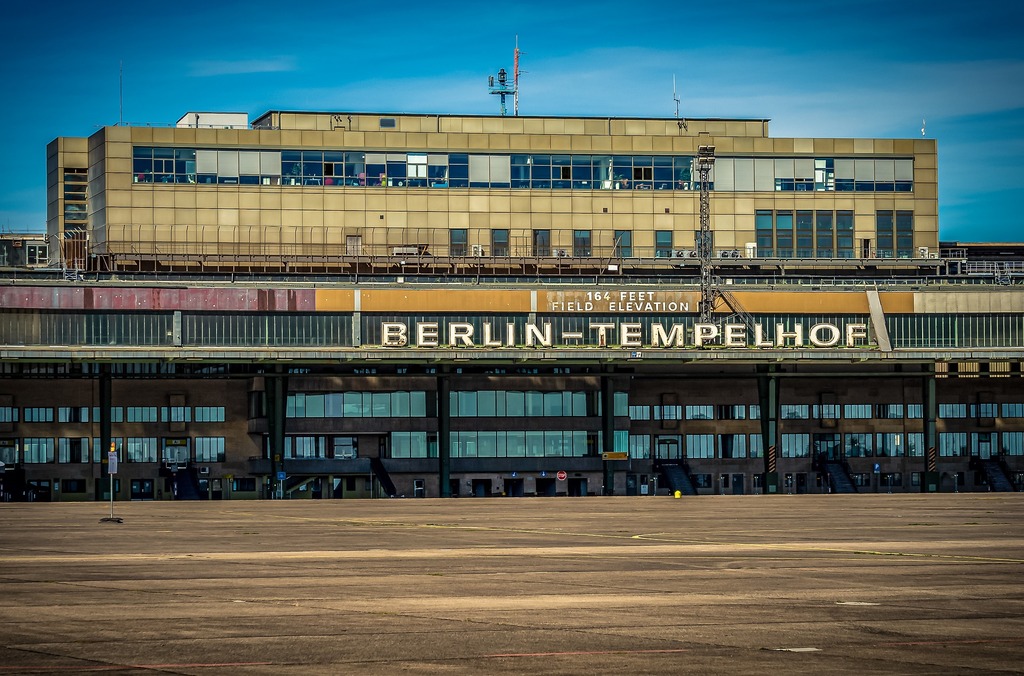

{"left": 918, "top": 246, "right": 930, "bottom": 258}
{"left": 470, "top": 244, "right": 485, "bottom": 256}
{"left": 554, "top": 248, "right": 569, "bottom": 257}
{"left": 198, "top": 466, "right": 210, "bottom": 476}
{"left": 673, "top": 249, "right": 693, "bottom": 258}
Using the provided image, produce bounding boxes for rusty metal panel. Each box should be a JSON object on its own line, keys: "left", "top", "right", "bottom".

{"left": 359, "top": 289, "right": 532, "bottom": 313}
{"left": 315, "top": 290, "right": 356, "bottom": 312}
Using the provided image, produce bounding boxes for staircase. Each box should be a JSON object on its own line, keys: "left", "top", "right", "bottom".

{"left": 369, "top": 457, "right": 398, "bottom": 497}
{"left": 979, "top": 459, "right": 1016, "bottom": 492}
{"left": 659, "top": 462, "right": 698, "bottom": 496}
{"left": 824, "top": 462, "right": 857, "bottom": 494}
{"left": 173, "top": 467, "right": 205, "bottom": 500}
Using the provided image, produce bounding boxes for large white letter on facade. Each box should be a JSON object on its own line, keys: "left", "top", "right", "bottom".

{"left": 724, "top": 324, "right": 746, "bottom": 348}
{"left": 775, "top": 323, "right": 805, "bottom": 347}
{"left": 845, "top": 323, "right": 868, "bottom": 347}
{"left": 693, "top": 323, "right": 720, "bottom": 347}
{"left": 753, "top": 324, "right": 774, "bottom": 348}
{"left": 809, "top": 323, "right": 841, "bottom": 347}
{"left": 651, "top": 323, "right": 686, "bottom": 347}
{"left": 381, "top": 322, "right": 408, "bottom": 347}
{"left": 448, "top": 322, "right": 475, "bottom": 346}
{"left": 620, "top": 323, "right": 642, "bottom": 347}
{"left": 416, "top": 322, "right": 439, "bottom": 347}
{"left": 481, "top": 322, "right": 503, "bottom": 347}
{"left": 525, "top": 322, "right": 553, "bottom": 347}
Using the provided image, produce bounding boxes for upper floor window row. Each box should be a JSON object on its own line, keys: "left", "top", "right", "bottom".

{"left": 132, "top": 147, "right": 913, "bottom": 193}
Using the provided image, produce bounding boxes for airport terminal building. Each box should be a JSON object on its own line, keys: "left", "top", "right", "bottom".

{"left": 1, "top": 109, "right": 1021, "bottom": 501}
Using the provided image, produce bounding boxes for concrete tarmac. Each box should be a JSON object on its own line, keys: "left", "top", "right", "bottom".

{"left": 1, "top": 494, "right": 1023, "bottom": 675}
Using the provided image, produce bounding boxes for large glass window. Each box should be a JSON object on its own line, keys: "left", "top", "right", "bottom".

{"left": 845, "top": 433, "right": 873, "bottom": 457}
{"left": 491, "top": 229, "right": 509, "bottom": 256}
{"left": 23, "top": 407, "right": 54, "bottom": 422}
{"left": 629, "top": 434, "right": 651, "bottom": 459}
{"left": 450, "top": 229, "right": 468, "bottom": 257}
{"left": 194, "top": 437, "right": 225, "bottom": 462}
{"left": 133, "top": 147, "right": 912, "bottom": 193}
{"left": 1003, "top": 432, "right": 1024, "bottom": 456}
{"left": 614, "top": 230, "right": 632, "bottom": 257}
{"left": 781, "top": 433, "right": 809, "bottom": 457}
{"left": 126, "top": 407, "right": 157, "bottom": 423}
{"left": 686, "top": 434, "right": 716, "bottom": 458}
{"left": 58, "top": 437, "right": 89, "bottom": 463}
{"left": 126, "top": 437, "right": 157, "bottom": 463}
{"left": 755, "top": 210, "right": 774, "bottom": 257}
{"left": 194, "top": 406, "right": 226, "bottom": 422}
{"left": 720, "top": 434, "right": 747, "bottom": 458}
{"left": 655, "top": 231, "right": 673, "bottom": 258}
{"left": 573, "top": 230, "right": 592, "bottom": 257}
{"left": 939, "top": 432, "right": 967, "bottom": 457}
{"left": 781, "top": 404, "right": 809, "bottom": 419}
{"left": 21, "top": 438, "right": 54, "bottom": 463}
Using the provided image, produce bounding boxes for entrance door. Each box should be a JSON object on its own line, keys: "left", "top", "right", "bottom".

{"left": 814, "top": 433, "right": 842, "bottom": 461}
{"left": 626, "top": 474, "right": 638, "bottom": 496}
{"left": 975, "top": 433, "right": 993, "bottom": 460}
{"left": 655, "top": 436, "right": 682, "bottom": 461}
{"left": 535, "top": 478, "right": 556, "bottom": 496}
{"left": 130, "top": 479, "right": 154, "bottom": 501}
{"left": 472, "top": 479, "right": 491, "bottom": 497}
{"left": 505, "top": 478, "right": 524, "bottom": 497}
{"left": 731, "top": 474, "right": 745, "bottom": 495}
{"left": 568, "top": 478, "right": 587, "bottom": 497}
{"left": 346, "top": 235, "right": 363, "bottom": 255}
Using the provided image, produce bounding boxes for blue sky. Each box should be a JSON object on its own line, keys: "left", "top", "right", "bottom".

{"left": 2, "top": 0, "right": 1021, "bottom": 241}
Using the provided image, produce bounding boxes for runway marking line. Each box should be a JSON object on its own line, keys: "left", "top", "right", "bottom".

{"left": 0, "top": 662, "right": 273, "bottom": 672}
{"left": 484, "top": 648, "right": 689, "bottom": 658}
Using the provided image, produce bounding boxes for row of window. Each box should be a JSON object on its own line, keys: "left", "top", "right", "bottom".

{"left": 633, "top": 431, "right": 1024, "bottom": 460}
{"left": 5, "top": 401, "right": 1020, "bottom": 427}
{"left": 131, "top": 147, "right": 913, "bottom": 193}
{"left": 626, "top": 403, "right": 1024, "bottom": 422}
{"left": 0, "top": 437, "right": 225, "bottom": 464}
{"left": 6, "top": 311, "right": 1024, "bottom": 351}
{"left": 1, "top": 406, "right": 226, "bottom": 424}
{"left": 754, "top": 210, "right": 915, "bottom": 259}
{"left": 284, "top": 392, "right": 428, "bottom": 419}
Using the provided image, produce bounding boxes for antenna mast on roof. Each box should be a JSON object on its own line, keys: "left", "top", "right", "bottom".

{"left": 488, "top": 38, "right": 522, "bottom": 116}
{"left": 674, "top": 75, "right": 687, "bottom": 132}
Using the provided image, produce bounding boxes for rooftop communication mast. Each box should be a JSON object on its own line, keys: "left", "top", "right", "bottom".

{"left": 488, "top": 40, "right": 521, "bottom": 116}
{"left": 696, "top": 145, "right": 716, "bottom": 322}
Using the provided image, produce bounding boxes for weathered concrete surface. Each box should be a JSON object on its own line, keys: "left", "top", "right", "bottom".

{"left": 1, "top": 495, "right": 1022, "bottom": 674}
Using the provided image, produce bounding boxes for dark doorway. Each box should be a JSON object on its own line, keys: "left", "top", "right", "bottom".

{"left": 626, "top": 474, "right": 638, "bottom": 496}
{"left": 732, "top": 473, "right": 745, "bottom": 495}
{"left": 535, "top": 478, "right": 556, "bottom": 496}
{"left": 567, "top": 478, "right": 588, "bottom": 497}
{"left": 505, "top": 478, "right": 524, "bottom": 497}
{"left": 472, "top": 479, "right": 492, "bottom": 497}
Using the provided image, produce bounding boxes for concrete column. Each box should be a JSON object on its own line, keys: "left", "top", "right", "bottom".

{"left": 267, "top": 366, "right": 288, "bottom": 498}
{"left": 437, "top": 370, "right": 451, "bottom": 497}
{"left": 98, "top": 364, "right": 111, "bottom": 484}
{"left": 601, "top": 373, "right": 615, "bottom": 496}
{"left": 923, "top": 365, "right": 939, "bottom": 492}
{"left": 757, "top": 365, "right": 779, "bottom": 494}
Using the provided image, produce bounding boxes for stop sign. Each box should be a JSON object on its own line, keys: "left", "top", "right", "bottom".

{"left": 556, "top": 470, "right": 567, "bottom": 481}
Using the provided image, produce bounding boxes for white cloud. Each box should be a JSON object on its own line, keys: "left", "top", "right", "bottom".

{"left": 189, "top": 57, "right": 297, "bottom": 78}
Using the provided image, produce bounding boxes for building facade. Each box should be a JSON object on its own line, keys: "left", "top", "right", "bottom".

{"left": 2, "top": 109, "right": 1018, "bottom": 502}
{"left": 46, "top": 111, "right": 937, "bottom": 272}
